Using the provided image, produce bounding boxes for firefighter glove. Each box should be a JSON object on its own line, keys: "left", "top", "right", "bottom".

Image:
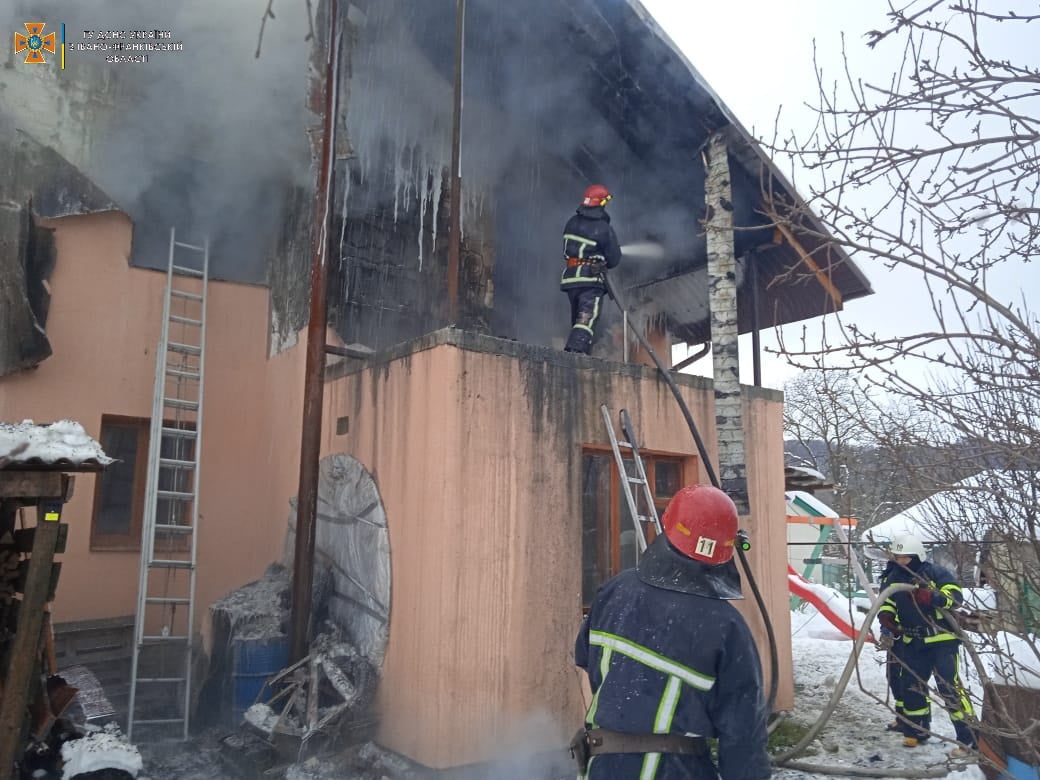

{"left": 876, "top": 633, "right": 895, "bottom": 651}
{"left": 878, "top": 612, "right": 901, "bottom": 636}
{"left": 913, "top": 587, "right": 948, "bottom": 608}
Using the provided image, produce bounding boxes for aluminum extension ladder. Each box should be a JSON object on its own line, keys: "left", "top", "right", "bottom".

{"left": 128, "top": 228, "right": 209, "bottom": 741}
{"left": 601, "top": 405, "right": 663, "bottom": 554}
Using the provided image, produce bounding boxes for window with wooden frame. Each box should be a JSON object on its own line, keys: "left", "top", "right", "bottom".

{"left": 581, "top": 449, "right": 692, "bottom": 607}
{"left": 91, "top": 415, "right": 195, "bottom": 551}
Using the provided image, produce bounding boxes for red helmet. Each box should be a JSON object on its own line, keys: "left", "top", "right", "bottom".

{"left": 582, "top": 184, "right": 612, "bottom": 208}
{"left": 661, "top": 485, "right": 739, "bottom": 564}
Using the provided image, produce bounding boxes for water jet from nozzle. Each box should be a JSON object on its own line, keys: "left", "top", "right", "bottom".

{"left": 620, "top": 241, "right": 666, "bottom": 261}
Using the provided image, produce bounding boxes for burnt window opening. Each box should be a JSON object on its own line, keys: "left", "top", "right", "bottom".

{"left": 581, "top": 449, "right": 693, "bottom": 608}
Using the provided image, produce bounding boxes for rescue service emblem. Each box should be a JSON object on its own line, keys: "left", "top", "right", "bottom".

{"left": 14, "top": 22, "right": 56, "bottom": 64}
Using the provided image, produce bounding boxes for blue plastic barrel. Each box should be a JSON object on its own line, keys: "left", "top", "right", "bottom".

{"left": 231, "top": 635, "right": 290, "bottom": 721}
{"left": 1007, "top": 757, "right": 1040, "bottom": 780}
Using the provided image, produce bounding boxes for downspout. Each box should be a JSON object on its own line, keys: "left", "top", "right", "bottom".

{"left": 446, "top": 0, "right": 465, "bottom": 322}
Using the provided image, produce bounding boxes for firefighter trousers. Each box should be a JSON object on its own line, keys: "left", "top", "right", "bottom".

{"left": 564, "top": 287, "right": 605, "bottom": 354}
{"left": 899, "top": 637, "right": 976, "bottom": 747}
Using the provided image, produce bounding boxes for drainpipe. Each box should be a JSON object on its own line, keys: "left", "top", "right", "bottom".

{"left": 447, "top": 0, "right": 465, "bottom": 323}
{"left": 291, "top": 0, "right": 342, "bottom": 664}
{"left": 703, "top": 131, "right": 749, "bottom": 513}
{"left": 749, "top": 252, "right": 762, "bottom": 388}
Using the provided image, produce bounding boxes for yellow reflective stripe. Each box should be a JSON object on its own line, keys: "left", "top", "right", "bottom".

{"left": 590, "top": 631, "right": 715, "bottom": 691}
{"left": 904, "top": 705, "right": 930, "bottom": 716}
{"left": 564, "top": 233, "right": 597, "bottom": 259}
{"left": 952, "top": 657, "right": 969, "bottom": 719}
{"left": 564, "top": 233, "right": 597, "bottom": 245}
{"left": 586, "top": 645, "right": 613, "bottom": 727}
{"left": 923, "top": 632, "right": 958, "bottom": 643}
{"left": 573, "top": 324, "right": 594, "bottom": 335}
{"left": 639, "top": 676, "right": 682, "bottom": 780}
{"left": 588, "top": 296, "right": 601, "bottom": 330}
{"left": 654, "top": 676, "right": 682, "bottom": 732}
{"left": 878, "top": 604, "right": 896, "bottom": 615}
{"left": 640, "top": 751, "right": 661, "bottom": 779}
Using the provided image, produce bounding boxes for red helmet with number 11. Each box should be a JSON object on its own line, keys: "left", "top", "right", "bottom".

{"left": 582, "top": 184, "right": 612, "bottom": 207}
{"left": 661, "top": 485, "right": 739, "bottom": 564}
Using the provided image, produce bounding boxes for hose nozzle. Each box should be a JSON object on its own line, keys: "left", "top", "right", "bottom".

{"left": 736, "top": 529, "right": 751, "bottom": 552}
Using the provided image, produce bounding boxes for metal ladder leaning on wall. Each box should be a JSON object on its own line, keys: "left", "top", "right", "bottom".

{"left": 128, "top": 228, "right": 209, "bottom": 741}
{"left": 601, "top": 405, "right": 663, "bottom": 555}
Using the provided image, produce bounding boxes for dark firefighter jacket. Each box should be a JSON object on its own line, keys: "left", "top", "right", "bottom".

{"left": 878, "top": 558, "right": 963, "bottom": 641}
{"left": 575, "top": 540, "right": 771, "bottom": 780}
{"left": 560, "top": 206, "right": 621, "bottom": 291}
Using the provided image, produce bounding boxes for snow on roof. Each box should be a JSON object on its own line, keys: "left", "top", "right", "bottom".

{"left": 0, "top": 420, "right": 112, "bottom": 469}
{"left": 865, "top": 470, "right": 1039, "bottom": 544}
{"left": 785, "top": 490, "right": 856, "bottom": 527}
{"left": 786, "top": 464, "right": 827, "bottom": 482}
{"left": 787, "top": 490, "right": 838, "bottom": 518}
{"left": 978, "top": 632, "right": 1040, "bottom": 690}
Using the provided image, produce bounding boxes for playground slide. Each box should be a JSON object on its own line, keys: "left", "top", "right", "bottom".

{"left": 787, "top": 565, "right": 871, "bottom": 641}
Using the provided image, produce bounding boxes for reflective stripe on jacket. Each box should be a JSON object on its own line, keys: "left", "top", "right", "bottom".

{"left": 561, "top": 206, "right": 621, "bottom": 290}
{"left": 576, "top": 569, "right": 771, "bottom": 780}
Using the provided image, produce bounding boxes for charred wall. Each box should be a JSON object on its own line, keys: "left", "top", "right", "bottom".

{"left": 0, "top": 206, "right": 54, "bottom": 375}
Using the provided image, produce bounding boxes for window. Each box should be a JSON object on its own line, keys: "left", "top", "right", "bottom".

{"left": 582, "top": 450, "right": 691, "bottom": 607}
{"left": 91, "top": 415, "right": 195, "bottom": 551}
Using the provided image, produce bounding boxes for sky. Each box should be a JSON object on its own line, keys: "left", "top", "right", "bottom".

{"left": 642, "top": 0, "right": 887, "bottom": 388}
{"left": 641, "top": 0, "right": 1039, "bottom": 391}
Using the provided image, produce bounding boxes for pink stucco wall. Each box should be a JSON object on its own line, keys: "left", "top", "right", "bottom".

{"left": 323, "top": 334, "right": 792, "bottom": 768}
{"left": 0, "top": 212, "right": 306, "bottom": 626}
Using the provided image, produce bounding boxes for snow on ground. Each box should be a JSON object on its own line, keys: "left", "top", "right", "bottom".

{"left": 131, "top": 603, "right": 1017, "bottom": 779}
{"left": 775, "top": 605, "right": 986, "bottom": 780}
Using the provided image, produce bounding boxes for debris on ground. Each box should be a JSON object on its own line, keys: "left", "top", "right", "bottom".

{"left": 60, "top": 723, "right": 142, "bottom": 779}
{"left": 210, "top": 564, "right": 292, "bottom": 641}
{"left": 242, "top": 626, "right": 377, "bottom": 750}
{"left": 135, "top": 730, "right": 226, "bottom": 780}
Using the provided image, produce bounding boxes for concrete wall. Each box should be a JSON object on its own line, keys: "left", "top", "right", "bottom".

{"left": 0, "top": 211, "right": 305, "bottom": 626}
{"left": 323, "top": 331, "right": 792, "bottom": 768}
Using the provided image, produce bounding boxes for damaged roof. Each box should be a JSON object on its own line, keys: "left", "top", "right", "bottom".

{"left": 567, "top": 0, "right": 874, "bottom": 341}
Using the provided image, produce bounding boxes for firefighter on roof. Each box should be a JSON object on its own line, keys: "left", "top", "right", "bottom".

{"left": 876, "top": 533, "right": 978, "bottom": 757}
{"left": 560, "top": 184, "right": 621, "bottom": 354}
{"left": 573, "top": 485, "right": 771, "bottom": 779}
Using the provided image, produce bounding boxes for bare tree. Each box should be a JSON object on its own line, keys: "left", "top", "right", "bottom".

{"left": 766, "top": 2, "right": 1040, "bottom": 762}
{"left": 782, "top": 368, "right": 954, "bottom": 525}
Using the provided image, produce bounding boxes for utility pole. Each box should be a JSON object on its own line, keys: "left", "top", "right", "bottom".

{"left": 446, "top": 0, "right": 465, "bottom": 323}
{"left": 290, "top": 0, "right": 342, "bottom": 664}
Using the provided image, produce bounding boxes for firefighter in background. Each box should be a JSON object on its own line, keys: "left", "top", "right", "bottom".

{"left": 560, "top": 184, "right": 621, "bottom": 354}
{"left": 876, "top": 534, "right": 978, "bottom": 757}
{"left": 573, "top": 485, "right": 771, "bottom": 779}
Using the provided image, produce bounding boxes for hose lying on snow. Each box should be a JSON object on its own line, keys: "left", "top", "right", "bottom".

{"left": 772, "top": 582, "right": 916, "bottom": 765}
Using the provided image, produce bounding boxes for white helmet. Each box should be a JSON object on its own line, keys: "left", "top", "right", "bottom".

{"left": 890, "top": 534, "right": 927, "bottom": 561}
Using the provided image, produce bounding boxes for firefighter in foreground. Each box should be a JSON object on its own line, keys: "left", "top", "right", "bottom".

{"left": 560, "top": 184, "right": 621, "bottom": 354}
{"left": 876, "top": 534, "right": 978, "bottom": 757}
{"left": 573, "top": 485, "right": 771, "bottom": 779}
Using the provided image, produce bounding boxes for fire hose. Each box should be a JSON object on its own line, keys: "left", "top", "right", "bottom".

{"left": 603, "top": 273, "right": 778, "bottom": 715}
{"left": 772, "top": 584, "right": 1008, "bottom": 778}
{"left": 595, "top": 277, "right": 1005, "bottom": 776}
